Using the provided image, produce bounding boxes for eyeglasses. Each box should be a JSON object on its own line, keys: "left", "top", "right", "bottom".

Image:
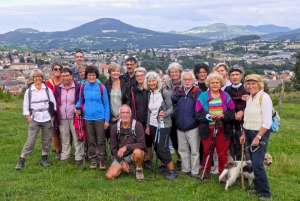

{"left": 126, "top": 63, "right": 134, "bottom": 66}
{"left": 87, "top": 74, "right": 96, "bottom": 77}
{"left": 53, "top": 68, "right": 61, "bottom": 71}
{"left": 136, "top": 75, "right": 145, "bottom": 78}
{"left": 183, "top": 78, "right": 193, "bottom": 82}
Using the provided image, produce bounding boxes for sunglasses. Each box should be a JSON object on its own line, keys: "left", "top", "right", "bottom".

{"left": 53, "top": 68, "right": 61, "bottom": 71}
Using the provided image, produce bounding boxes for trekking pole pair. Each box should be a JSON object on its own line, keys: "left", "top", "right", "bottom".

{"left": 200, "top": 118, "right": 222, "bottom": 183}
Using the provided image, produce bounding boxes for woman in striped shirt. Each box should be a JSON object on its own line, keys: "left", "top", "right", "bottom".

{"left": 195, "top": 72, "right": 235, "bottom": 180}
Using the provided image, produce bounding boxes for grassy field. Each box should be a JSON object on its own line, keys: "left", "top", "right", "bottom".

{"left": 0, "top": 101, "right": 300, "bottom": 201}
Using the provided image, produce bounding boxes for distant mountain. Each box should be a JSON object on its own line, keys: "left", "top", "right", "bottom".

{"left": 180, "top": 23, "right": 291, "bottom": 40}
{"left": 14, "top": 28, "right": 40, "bottom": 33}
{"left": 262, "top": 28, "right": 300, "bottom": 40}
{"left": 0, "top": 18, "right": 208, "bottom": 50}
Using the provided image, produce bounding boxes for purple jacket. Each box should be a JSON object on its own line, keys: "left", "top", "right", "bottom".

{"left": 54, "top": 81, "right": 81, "bottom": 128}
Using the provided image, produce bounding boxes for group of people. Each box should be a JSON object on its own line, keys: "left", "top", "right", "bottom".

{"left": 15, "top": 51, "right": 273, "bottom": 200}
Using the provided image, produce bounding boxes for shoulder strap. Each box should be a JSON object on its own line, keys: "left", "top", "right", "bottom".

{"left": 80, "top": 84, "right": 86, "bottom": 104}
{"left": 117, "top": 120, "right": 121, "bottom": 141}
{"left": 131, "top": 119, "right": 137, "bottom": 139}
{"left": 28, "top": 86, "right": 32, "bottom": 114}
{"left": 178, "top": 86, "right": 183, "bottom": 97}
{"left": 44, "top": 83, "right": 51, "bottom": 102}
{"left": 191, "top": 86, "right": 199, "bottom": 102}
{"left": 49, "top": 79, "right": 55, "bottom": 89}
{"left": 160, "top": 88, "right": 167, "bottom": 108}
{"left": 131, "top": 89, "right": 138, "bottom": 121}
{"left": 259, "top": 92, "right": 265, "bottom": 105}
{"left": 98, "top": 83, "right": 104, "bottom": 103}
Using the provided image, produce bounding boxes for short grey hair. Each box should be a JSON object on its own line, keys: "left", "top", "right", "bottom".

{"left": 78, "top": 63, "right": 87, "bottom": 71}
{"left": 29, "top": 69, "right": 44, "bottom": 80}
{"left": 144, "top": 71, "right": 162, "bottom": 90}
{"left": 118, "top": 104, "right": 132, "bottom": 115}
{"left": 166, "top": 62, "right": 183, "bottom": 77}
{"left": 205, "top": 72, "right": 225, "bottom": 88}
{"left": 181, "top": 71, "right": 195, "bottom": 81}
{"left": 134, "top": 67, "right": 147, "bottom": 74}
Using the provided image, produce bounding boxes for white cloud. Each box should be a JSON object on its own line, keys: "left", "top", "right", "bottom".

{"left": 0, "top": 0, "right": 299, "bottom": 34}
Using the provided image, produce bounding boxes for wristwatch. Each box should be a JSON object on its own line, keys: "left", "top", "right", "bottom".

{"left": 256, "top": 135, "right": 262, "bottom": 139}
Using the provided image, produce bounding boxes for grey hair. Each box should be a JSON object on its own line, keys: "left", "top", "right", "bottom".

{"left": 181, "top": 71, "right": 195, "bottom": 81}
{"left": 134, "top": 67, "right": 147, "bottom": 74}
{"left": 78, "top": 63, "right": 87, "bottom": 71}
{"left": 143, "top": 71, "right": 162, "bottom": 90}
{"left": 29, "top": 69, "right": 44, "bottom": 80}
{"left": 166, "top": 62, "right": 183, "bottom": 77}
{"left": 118, "top": 104, "right": 132, "bottom": 115}
{"left": 205, "top": 72, "right": 225, "bottom": 88}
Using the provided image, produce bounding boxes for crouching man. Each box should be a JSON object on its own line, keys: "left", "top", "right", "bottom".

{"left": 106, "top": 105, "right": 146, "bottom": 181}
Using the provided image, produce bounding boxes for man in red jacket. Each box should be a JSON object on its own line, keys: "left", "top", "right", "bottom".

{"left": 106, "top": 105, "right": 146, "bottom": 182}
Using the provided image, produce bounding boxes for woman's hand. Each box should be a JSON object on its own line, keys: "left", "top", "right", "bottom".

{"left": 122, "top": 161, "right": 130, "bottom": 173}
{"left": 111, "top": 117, "right": 120, "bottom": 122}
{"left": 235, "top": 111, "right": 244, "bottom": 121}
{"left": 74, "top": 108, "right": 81, "bottom": 115}
{"left": 145, "top": 126, "right": 150, "bottom": 135}
{"left": 159, "top": 111, "right": 167, "bottom": 118}
{"left": 239, "top": 132, "right": 246, "bottom": 144}
{"left": 104, "top": 122, "right": 109, "bottom": 130}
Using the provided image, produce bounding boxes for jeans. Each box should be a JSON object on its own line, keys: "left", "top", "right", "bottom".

{"left": 245, "top": 129, "right": 271, "bottom": 198}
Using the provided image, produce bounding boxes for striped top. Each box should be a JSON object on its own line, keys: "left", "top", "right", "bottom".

{"left": 208, "top": 97, "right": 223, "bottom": 129}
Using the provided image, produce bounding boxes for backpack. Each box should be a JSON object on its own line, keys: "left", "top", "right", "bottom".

{"left": 116, "top": 119, "right": 137, "bottom": 142}
{"left": 177, "top": 86, "right": 199, "bottom": 102}
{"left": 80, "top": 83, "right": 104, "bottom": 104}
{"left": 259, "top": 92, "right": 280, "bottom": 132}
{"left": 28, "top": 83, "right": 56, "bottom": 117}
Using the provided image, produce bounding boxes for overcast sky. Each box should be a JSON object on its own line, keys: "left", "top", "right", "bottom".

{"left": 0, "top": 0, "right": 299, "bottom": 34}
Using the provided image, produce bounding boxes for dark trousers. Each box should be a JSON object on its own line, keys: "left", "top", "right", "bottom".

{"left": 245, "top": 129, "right": 271, "bottom": 198}
{"left": 84, "top": 119, "right": 107, "bottom": 163}
{"left": 150, "top": 125, "right": 172, "bottom": 165}
{"left": 170, "top": 117, "right": 178, "bottom": 150}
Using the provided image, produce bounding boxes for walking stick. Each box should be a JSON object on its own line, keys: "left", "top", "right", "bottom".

{"left": 241, "top": 141, "right": 245, "bottom": 189}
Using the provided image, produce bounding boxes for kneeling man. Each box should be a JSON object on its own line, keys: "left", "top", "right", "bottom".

{"left": 106, "top": 105, "right": 146, "bottom": 181}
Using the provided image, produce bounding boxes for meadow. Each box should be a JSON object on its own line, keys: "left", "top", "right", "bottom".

{"left": 0, "top": 99, "right": 299, "bottom": 201}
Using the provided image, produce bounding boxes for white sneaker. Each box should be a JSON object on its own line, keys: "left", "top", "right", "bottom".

{"left": 210, "top": 165, "right": 219, "bottom": 174}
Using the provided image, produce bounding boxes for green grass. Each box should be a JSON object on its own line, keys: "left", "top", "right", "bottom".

{"left": 0, "top": 101, "right": 300, "bottom": 201}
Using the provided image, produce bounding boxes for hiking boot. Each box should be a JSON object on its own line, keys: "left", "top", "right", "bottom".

{"left": 199, "top": 171, "right": 209, "bottom": 179}
{"left": 41, "top": 155, "right": 50, "bottom": 167}
{"left": 55, "top": 152, "right": 61, "bottom": 160}
{"left": 75, "top": 160, "right": 83, "bottom": 165}
{"left": 156, "top": 165, "right": 168, "bottom": 173}
{"left": 176, "top": 160, "right": 182, "bottom": 170}
{"left": 15, "top": 157, "right": 25, "bottom": 170}
{"left": 247, "top": 189, "right": 259, "bottom": 194}
{"left": 178, "top": 171, "right": 190, "bottom": 175}
{"left": 166, "top": 170, "right": 177, "bottom": 180}
{"left": 191, "top": 174, "right": 199, "bottom": 178}
{"left": 143, "top": 160, "right": 152, "bottom": 170}
{"left": 90, "top": 162, "right": 97, "bottom": 170}
{"left": 259, "top": 196, "right": 272, "bottom": 200}
{"left": 210, "top": 165, "right": 219, "bottom": 174}
{"left": 135, "top": 167, "right": 144, "bottom": 182}
{"left": 99, "top": 161, "right": 106, "bottom": 171}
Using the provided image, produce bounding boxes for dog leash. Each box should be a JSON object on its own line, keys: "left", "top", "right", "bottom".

{"left": 244, "top": 141, "right": 266, "bottom": 152}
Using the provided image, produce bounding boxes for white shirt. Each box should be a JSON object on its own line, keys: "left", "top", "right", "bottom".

{"left": 23, "top": 84, "right": 56, "bottom": 123}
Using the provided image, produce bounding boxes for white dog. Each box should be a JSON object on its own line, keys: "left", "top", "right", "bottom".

{"left": 219, "top": 153, "right": 273, "bottom": 190}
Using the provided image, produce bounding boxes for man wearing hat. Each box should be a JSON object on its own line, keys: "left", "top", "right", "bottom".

{"left": 225, "top": 66, "right": 249, "bottom": 161}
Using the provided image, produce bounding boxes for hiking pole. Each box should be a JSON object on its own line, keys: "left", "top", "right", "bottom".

{"left": 78, "top": 115, "right": 87, "bottom": 171}
{"left": 200, "top": 118, "right": 222, "bottom": 183}
{"left": 233, "top": 124, "right": 237, "bottom": 161}
{"left": 241, "top": 141, "right": 245, "bottom": 189}
{"left": 153, "top": 117, "right": 162, "bottom": 181}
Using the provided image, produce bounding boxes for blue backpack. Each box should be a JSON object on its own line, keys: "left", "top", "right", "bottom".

{"left": 259, "top": 93, "right": 280, "bottom": 132}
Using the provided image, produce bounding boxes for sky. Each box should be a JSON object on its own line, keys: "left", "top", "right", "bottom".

{"left": 0, "top": 0, "right": 299, "bottom": 34}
